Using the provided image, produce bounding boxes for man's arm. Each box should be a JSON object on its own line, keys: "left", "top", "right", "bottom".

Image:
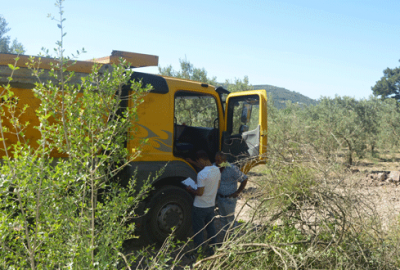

{"left": 186, "top": 186, "right": 204, "bottom": 196}
{"left": 230, "top": 179, "right": 248, "bottom": 198}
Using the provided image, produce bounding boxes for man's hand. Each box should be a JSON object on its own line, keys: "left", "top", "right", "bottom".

{"left": 186, "top": 186, "right": 204, "bottom": 196}
{"left": 228, "top": 179, "right": 248, "bottom": 198}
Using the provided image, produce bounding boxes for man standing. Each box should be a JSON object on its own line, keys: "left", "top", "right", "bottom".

{"left": 215, "top": 152, "right": 248, "bottom": 239}
{"left": 186, "top": 150, "right": 221, "bottom": 254}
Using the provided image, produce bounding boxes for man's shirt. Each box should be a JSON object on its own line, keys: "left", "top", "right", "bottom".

{"left": 193, "top": 165, "right": 221, "bottom": 208}
{"left": 218, "top": 163, "right": 248, "bottom": 196}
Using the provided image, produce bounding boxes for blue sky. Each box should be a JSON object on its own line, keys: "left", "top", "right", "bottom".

{"left": 2, "top": 0, "right": 400, "bottom": 100}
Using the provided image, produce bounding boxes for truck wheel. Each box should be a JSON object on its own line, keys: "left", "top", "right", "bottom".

{"left": 147, "top": 185, "right": 193, "bottom": 243}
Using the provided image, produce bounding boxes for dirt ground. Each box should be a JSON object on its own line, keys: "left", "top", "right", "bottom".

{"left": 348, "top": 154, "right": 400, "bottom": 230}
{"left": 236, "top": 153, "right": 400, "bottom": 230}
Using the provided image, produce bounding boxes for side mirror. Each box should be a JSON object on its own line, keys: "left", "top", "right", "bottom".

{"left": 214, "top": 118, "right": 219, "bottom": 129}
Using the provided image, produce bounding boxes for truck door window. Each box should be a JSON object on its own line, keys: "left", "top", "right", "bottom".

{"left": 227, "top": 95, "right": 259, "bottom": 135}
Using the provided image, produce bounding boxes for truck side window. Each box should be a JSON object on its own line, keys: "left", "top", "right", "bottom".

{"left": 227, "top": 95, "right": 259, "bottom": 135}
{"left": 174, "top": 92, "right": 218, "bottom": 128}
{"left": 174, "top": 92, "right": 219, "bottom": 162}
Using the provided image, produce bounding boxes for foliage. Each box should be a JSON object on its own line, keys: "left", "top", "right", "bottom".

{"left": 0, "top": 15, "right": 25, "bottom": 54}
{"left": 372, "top": 62, "right": 400, "bottom": 101}
{"left": 159, "top": 58, "right": 217, "bottom": 85}
{"left": 0, "top": 53, "right": 151, "bottom": 270}
{"left": 0, "top": 1, "right": 155, "bottom": 269}
{"left": 174, "top": 94, "right": 219, "bottom": 128}
{"left": 376, "top": 98, "right": 400, "bottom": 152}
{"left": 308, "top": 96, "right": 368, "bottom": 165}
{"left": 223, "top": 76, "right": 253, "bottom": 93}
{"left": 266, "top": 95, "right": 400, "bottom": 166}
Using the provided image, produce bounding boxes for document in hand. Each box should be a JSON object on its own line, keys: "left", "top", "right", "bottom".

{"left": 181, "top": 177, "right": 197, "bottom": 190}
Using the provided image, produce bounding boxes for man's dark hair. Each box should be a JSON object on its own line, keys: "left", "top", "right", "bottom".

{"left": 195, "top": 150, "right": 209, "bottom": 161}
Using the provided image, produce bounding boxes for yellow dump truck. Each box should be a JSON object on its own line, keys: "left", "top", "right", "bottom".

{"left": 0, "top": 51, "right": 267, "bottom": 243}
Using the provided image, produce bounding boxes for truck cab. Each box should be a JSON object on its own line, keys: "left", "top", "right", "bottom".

{"left": 126, "top": 72, "right": 267, "bottom": 243}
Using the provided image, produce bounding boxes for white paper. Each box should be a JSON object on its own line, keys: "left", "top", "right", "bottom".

{"left": 181, "top": 177, "right": 197, "bottom": 190}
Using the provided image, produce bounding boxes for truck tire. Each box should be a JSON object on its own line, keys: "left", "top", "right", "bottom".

{"left": 147, "top": 185, "right": 193, "bottom": 243}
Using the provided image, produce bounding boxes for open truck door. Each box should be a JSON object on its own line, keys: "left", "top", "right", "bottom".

{"left": 222, "top": 90, "right": 267, "bottom": 172}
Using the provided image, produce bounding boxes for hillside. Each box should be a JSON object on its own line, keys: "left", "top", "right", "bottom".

{"left": 253, "top": 84, "right": 318, "bottom": 109}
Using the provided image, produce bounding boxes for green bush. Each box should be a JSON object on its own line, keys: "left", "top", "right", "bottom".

{"left": 0, "top": 2, "right": 155, "bottom": 268}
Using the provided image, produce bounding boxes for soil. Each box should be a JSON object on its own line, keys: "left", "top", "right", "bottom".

{"left": 347, "top": 154, "right": 400, "bottom": 230}
{"left": 236, "top": 154, "right": 400, "bottom": 231}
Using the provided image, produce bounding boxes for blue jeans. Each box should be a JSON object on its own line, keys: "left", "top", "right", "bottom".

{"left": 216, "top": 197, "right": 237, "bottom": 238}
{"left": 192, "top": 206, "right": 216, "bottom": 249}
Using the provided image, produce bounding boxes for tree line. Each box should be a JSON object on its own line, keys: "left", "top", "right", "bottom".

{"left": 0, "top": 15, "right": 24, "bottom": 54}
{"left": 268, "top": 95, "right": 400, "bottom": 166}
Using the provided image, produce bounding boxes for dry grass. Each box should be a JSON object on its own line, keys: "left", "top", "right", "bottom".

{"left": 192, "top": 150, "right": 400, "bottom": 269}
